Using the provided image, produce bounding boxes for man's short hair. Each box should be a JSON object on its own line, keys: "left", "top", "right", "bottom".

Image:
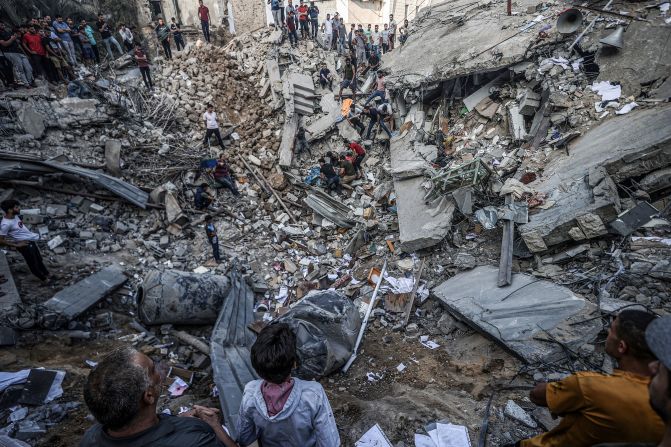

{"left": 318, "top": 157, "right": 325, "bottom": 163}
{"left": 83, "top": 347, "right": 149, "bottom": 431}
{"left": 206, "top": 103, "right": 213, "bottom": 108}
{"left": 251, "top": 323, "right": 298, "bottom": 384}
{"left": 617, "top": 310, "right": 657, "bottom": 361}
{"left": 0, "top": 200, "right": 18, "bottom": 213}
{"left": 199, "top": 182, "right": 209, "bottom": 188}
{"left": 204, "top": 214, "right": 212, "bottom": 221}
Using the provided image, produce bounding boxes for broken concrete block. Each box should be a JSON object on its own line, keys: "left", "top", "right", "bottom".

{"left": 576, "top": 213, "right": 608, "bottom": 239}
{"left": 284, "top": 259, "right": 297, "bottom": 274}
{"left": 16, "top": 103, "right": 45, "bottom": 138}
{"left": 505, "top": 400, "right": 537, "bottom": 428}
{"left": 521, "top": 230, "right": 548, "bottom": 253}
{"left": 520, "top": 106, "right": 671, "bottom": 251}
{"left": 507, "top": 104, "right": 528, "bottom": 141}
{"left": 46, "top": 204, "right": 68, "bottom": 216}
{"left": 105, "top": 139, "right": 122, "bottom": 177}
{"left": 568, "top": 227, "right": 587, "bottom": 241}
{"left": 89, "top": 203, "right": 105, "bottom": 212}
{"left": 79, "top": 230, "right": 94, "bottom": 239}
{"left": 114, "top": 221, "right": 129, "bottom": 234}
{"left": 47, "top": 235, "right": 65, "bottom": 250}
{"left": 519, "top": 90, "right": 541, "bottom": 116}
{"left": 84, "top": 239, "right": 98, "bottom": 250}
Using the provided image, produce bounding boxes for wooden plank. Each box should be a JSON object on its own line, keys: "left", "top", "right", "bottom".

{"left": 401, "top": 259, "right": 426, "bottom": 328}
{"left": 0, "top": 251, "right": 21, "bottom": 310}
{"left": 43, "top": 266, "right": 126, "bottom": 319}
{"left": 498, "top": 194, "right": 514, "bottom": 287}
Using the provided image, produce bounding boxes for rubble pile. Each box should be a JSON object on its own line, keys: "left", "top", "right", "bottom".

{"left": 0, "top": 0, "right": 670, "bottom": 444}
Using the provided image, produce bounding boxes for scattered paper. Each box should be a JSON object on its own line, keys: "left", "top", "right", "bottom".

{"left": 275, "top": 286, "right": 288, "bottom": 305}
{"left": 356, "top": 423, "right": 393, "bottom": 447}
{"left": 367, "top": 372, "right": 383, "bottom": 382}
{"left": 384, "top": 275, "right": 414, "bottom": 294}
{"left": 590, "top": 81, "right": 621, "bottom": 101}
{"left": 661, "top": 2, "right": 669, "bottom": 14}
{"left": 420, "top": 336, "right": 441, "bottom": 350}
{"left": 616, "top": 102, "right": 638, "bottom": 115}
{"left": 396, "top": 363, "right": 406, "bottom": 372}
{"left": 436, "top": 423, "right": 471, "bottom": 447}
{"left": 45, "top": 370, "right": 66, "bottom": 403}
{"left": 0, "top": 370, "right": 30, "bottom": 393}
{"left": 168, "top": 377, "right": 189, "bottom": 396}
{"left": 415, "top": 433, "right": 437, "bottom": 447}
{"left": 193, "top": 266, "right": 209, "bottom": 274}
{"left": 417, "top": 284, "right": 430, "bottom": 303}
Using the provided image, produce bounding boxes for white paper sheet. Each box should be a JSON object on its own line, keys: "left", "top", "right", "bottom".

{"left": 415, "top": 433, "right": 437, "bottom": 447}
{"left": 590, "top": 81, "right": 621, "bottom": 101}
{"left": 616, "top": 102, "right": 639, "bottom": 115}
{"left": 436, "top": 423, "right": 471, "bottom": 447}
{"left": 356, "top": 423, "right": 393, "bottom": 447}
{"left": 0, "top": 370, "right": 30, "bottom": 393}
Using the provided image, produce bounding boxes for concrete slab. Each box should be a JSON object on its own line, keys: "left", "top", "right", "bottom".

{"left": 390, "top": 137, "right": 437, "bottom": 180}
{"left": 16, "top": 104, "right": 45, "bottom": 139}
{"left": 520, "top": 105, "right": 671, "bottom": 251}
{"left": 279, "top": 115, "right": 298, "bottom": 167}
{"left": 288, "top": 72, "right": 315, "bottom": 116}
{"left": 597, "top": 22, "right": 671, "bottom": 97}
{"left": 383, "top": 0, "right": 546, "bottom": 89}
{"left": 391, "top": 128, "right": 455, "bottom": 252}
{"left": 43, "top": 266, "right": 127, "bottom": 320}
{"left": 305, "top": 93, "right": 340, "bottom": 142}
{"left": 433, "top": 265, "right": 601, "bottom": 363}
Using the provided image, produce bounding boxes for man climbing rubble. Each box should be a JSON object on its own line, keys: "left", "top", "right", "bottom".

{"left": 319, "top": 157, "right": 342, "bottom": 194}
{"left": 0, "top": 200, "right": 50, "bottom": 283}
{"left": 236, "top": 323, "right": 340, "bottom": 447}
{"left": 515, "top": 310, "right": 664, "bottom": 447}
{"left": 97, "top": 13, "right": 123, "bottom": 60}
{"left": 363, "top": 104, "right": 392, "bottom": 140}
{"left": 194, "top": 183, "right": 214, "bottom": 210}
{"left": 338, "top": 56, "right": 357, "bottom": 102}
{"left": 347, "top": 140, "right": 366, "bottom": 177}
{"left": 212, "top": 154, "right": 240, "bottom": 197}
{"left": 80, "top": 347, "right": 238, "bottom": 446}
{"left": 363, "top": 71, "right": 386, "bottom": 106}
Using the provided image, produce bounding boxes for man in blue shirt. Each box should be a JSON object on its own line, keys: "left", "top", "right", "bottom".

{"left": 52, "top": 15, "right": 77, "bottom": 66}
{"left": 204, "top": 215, "right": 221, "bottom": 263}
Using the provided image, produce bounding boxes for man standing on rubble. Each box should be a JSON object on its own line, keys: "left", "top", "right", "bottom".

{"left": 97, "top": 14, "right": 124, "bottom": 60}
{"left": 286, "top": 11, "right": 299, "bottom": 47}
{"left": 198, "top": 0, "right": 211, "bottom": 43}
{"left": 204, "top": 215, "right": 221, "bottom": 263}
{"left": 134, "top": 43, "right": 153, "bottom": 90}
{"left": 338, "top": 56, "right": 357, "bottom": 102}
{"left": 0, "top": 23, "right": 35, "bottom": 87}
{"left": 297, "top": 1, "right": 309, "bottom": 40}
{"left": 269, "top": 0, "right": 283, "bottom": 30}
{"left": 212, "top": 154, "right": 240, "bottom": 197}
{"left": 388, "top": 14, "right": 397, "bottom": 50}
{"left": 323, "top": 13, "right": 333, "bottom": 50}
{"left": 516, "top": 310, "right": 664, "bottom": 447}
{"left": 155, "top": 18, "right": 172, "bottom": 60}
{"left": 308, "top": 2, "right": 319, "bottom": 39}
{"left": 0, "top": 200, "right": 49, "bottom": 283}
{"left": 52, "top": 15, "right": 77, "bottom": 66}
{"left": 80, "top": 347, "right": 238, "bottom": 446}
{"left": 203, "top": 103, "right": 225, "bottom": 148}
{"left": 170, "top": 18, "right": 186, "bottom": 51}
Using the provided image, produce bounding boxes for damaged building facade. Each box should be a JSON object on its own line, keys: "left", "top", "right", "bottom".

{"left": 0, "top": 0, "right": 669, "bottom": 445}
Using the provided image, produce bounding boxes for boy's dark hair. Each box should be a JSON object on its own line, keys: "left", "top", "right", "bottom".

{"left": 204, "top": 214, "right": 212, "bottom": 222}
{"left": 340, "top": 153, "right": 347, "bottom": 160}
{"left": 0, "top": 200, "right": 18, "bottom": 213}
{"left": 199, "top": 182, "right": 208, "bottom": 188}
{"left": 206, "top": 103, "right": 213, "bottom": 108}
{"left": 251, "top": 323, "right": 297, "bottom": 384}
{"left": 616, "top": 309, "right": 657, "bottom": 361}
{"left": 318, "top": 157, "right": 325, "bottom": 163}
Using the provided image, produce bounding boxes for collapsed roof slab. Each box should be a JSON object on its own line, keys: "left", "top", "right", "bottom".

{"left": 519, "top": 105, "right": 671, "bottom": 252}
{"left": 382, "top": 0, "right": 548, "bottom": 89}
{"left": 433, "top": 265, "right": 602, "bottom": 363}
{"left": 391, "top": 128, "right": 455, "bottom": 252}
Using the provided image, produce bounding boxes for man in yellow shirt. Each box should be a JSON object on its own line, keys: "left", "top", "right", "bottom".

{"left": 519, "top": 310, "right": 664, "bottom": 447}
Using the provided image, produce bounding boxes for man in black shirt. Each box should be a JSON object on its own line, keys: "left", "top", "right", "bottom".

{"left": 97, "top": 13, "right": 123, "bottom": 60}
{"left": 171, "top": 18, "right": 186, "bottom": 51}
{"left": 155, "top": 18, "right": 172, "bottom": 59}
{"left": 363, "top": 104, "right": 392, "bottom": 140}
{"left": 0, "top": 23, "right": 34, "bottom": 87}
{"left": 319, "top": 157, "right": 342, "bottom": 194}
{"left": 80, "top": 347, "right": 238, "bottom": 447}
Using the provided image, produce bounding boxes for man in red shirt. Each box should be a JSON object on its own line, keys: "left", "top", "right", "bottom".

{"left": 348, "top": 140, "right": 366, "bottom": 177}
{"left": 198, "top": 0, "right": 211, "bottom": 43}
{"left": 22, "top": 25, "right": 51, "bottom": 82}
{"left": 297, "top": 0, "right": 309, "bottom": 40}
{"left": 286, "top": 11, "right": 298, "bottom": 47}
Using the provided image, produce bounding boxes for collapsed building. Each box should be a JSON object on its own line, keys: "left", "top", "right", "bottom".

{"left": 0, "top": 0, "right": 669, "bottom": 445}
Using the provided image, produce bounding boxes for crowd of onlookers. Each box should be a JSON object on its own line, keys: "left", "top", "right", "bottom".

{"left": 0, "top": 13, "right": 143, "bottom": 88}
{"left": 270, "top": 0, "right": 410, "bottom": 57}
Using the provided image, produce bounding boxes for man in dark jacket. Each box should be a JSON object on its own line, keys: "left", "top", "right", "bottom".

{"left": 80, "top": 347, "right": 238, "bottom": 447}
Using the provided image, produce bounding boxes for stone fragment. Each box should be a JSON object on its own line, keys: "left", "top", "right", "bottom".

{"left": 505, "top": 400, "right": 537, "bottom": 428}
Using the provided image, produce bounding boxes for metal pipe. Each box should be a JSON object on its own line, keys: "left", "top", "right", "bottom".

{"left": 342, "top": 258, "right": 388, "bottom": 373}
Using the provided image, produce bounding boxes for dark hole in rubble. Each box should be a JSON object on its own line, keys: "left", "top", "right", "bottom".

{"left": 574, "top": 47, "right": 600, "bottom": 80}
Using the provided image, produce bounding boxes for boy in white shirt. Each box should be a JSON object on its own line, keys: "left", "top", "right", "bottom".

{"left": 203, "top": 103, "right": 225, "bottom": 148}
